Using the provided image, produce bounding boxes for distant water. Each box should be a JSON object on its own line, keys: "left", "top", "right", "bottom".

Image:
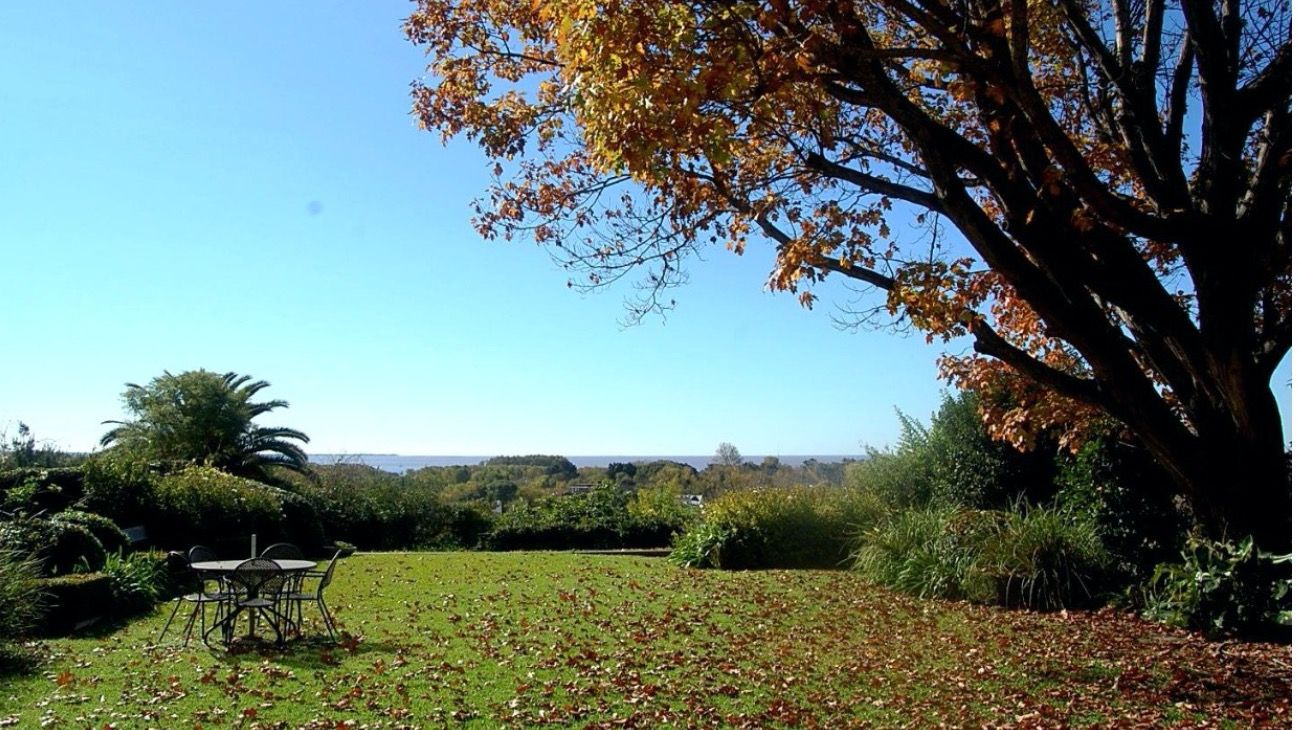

{"left": 309, "top": 454, "right": 860, "bottom": 474}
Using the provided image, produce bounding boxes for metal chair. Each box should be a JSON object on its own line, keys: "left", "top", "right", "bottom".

{"left": 157, "top": 546, "right": 226, "bottom": 645}
{"left": 259, "top": 543, "right": 303, "bottom": 560}
{"left": 280, "top": 550, "right": 341, "bottom": 640}
{"left": 213, "top": 558, "right": 287, "bottom": 645}
{"left": 260, "top": 542, "right": 307, "bottom": 594}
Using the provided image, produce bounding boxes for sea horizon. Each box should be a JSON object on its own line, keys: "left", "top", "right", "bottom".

{"left": 309, "top": 453, "right": 863, "bottom": 473}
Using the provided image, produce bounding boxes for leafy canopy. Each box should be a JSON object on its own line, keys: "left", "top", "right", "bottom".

{"left": 406, "top": 0, "right": 1291, "bottom": 544}
{"left": 100, "top": 370, "right": 310, "bottom": 482}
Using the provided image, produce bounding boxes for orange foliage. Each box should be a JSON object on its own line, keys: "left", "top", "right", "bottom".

{"left": 404, "top": 0, "right": 1291, "bottom": 467}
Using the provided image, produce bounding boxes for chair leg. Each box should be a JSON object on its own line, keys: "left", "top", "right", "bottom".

{"left": 180, "top": 603, "right": 200, "bottom": 646}
{"left": 158, "top": 597, "right": 185, "bottom": 642}
{"left": 317, "top": 598, "right": 337, "bottom": 641}
{"left": 260, "top": 607, "right": 284, "bottom": 645}
{"left": 209, "top": 605, "right": 241, "bottom": 646}
{"left": 198, "top": 601, "right": 206, "bottom": 642}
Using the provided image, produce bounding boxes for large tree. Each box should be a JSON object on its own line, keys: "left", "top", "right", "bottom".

{"left": 100, "top": 370, "right": 310, "bottom": 482}
{"left": 406, "top": 0, "right": 1290, "bottom": 547}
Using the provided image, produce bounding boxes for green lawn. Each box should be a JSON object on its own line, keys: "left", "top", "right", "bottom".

{"left": 0, "top": 552, "right": 1290, "bottom": 728}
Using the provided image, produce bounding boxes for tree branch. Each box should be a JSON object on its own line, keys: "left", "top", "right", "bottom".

{"left": 969, "top": 317, "right": 1109, "bottom": 408}
{"left": 804, "top": 151, "right": 942, "bottom": 210}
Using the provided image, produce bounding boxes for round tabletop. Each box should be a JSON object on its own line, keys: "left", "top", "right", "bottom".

{"left": 190, "top": 559, "right": 318, "bottom": 572}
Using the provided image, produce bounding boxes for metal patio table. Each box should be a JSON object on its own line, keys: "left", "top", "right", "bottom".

{"left": 190, "top": 559, "right": 318, "bottom": 644}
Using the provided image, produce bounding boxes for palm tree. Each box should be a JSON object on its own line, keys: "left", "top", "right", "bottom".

{"left": 100, "top": 370, "right": 310, "bottom": 482}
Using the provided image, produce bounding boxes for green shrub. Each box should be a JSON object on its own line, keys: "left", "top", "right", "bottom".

{"left": 486, "top": 486, "right": 689, "bottom": 551}
{"left": 36, "top": 572, "right": 114, "bottom": 635}
{"left": 268, "top": 487, "right": 327, "bottom": 553}
{"left": 0, "top": 467, "right": 85, "bottom": 514}
{"left": 1055, "top": 436, "right": 1185, "bottom": 580}
{"left": 51, "top": 511, "right": 129, "bottom": 554}
{"left": 0, "top": 549, "right": 45, "bottom": 641}
{"left": 295, "top": 464, "right": 488, "bottom": 550}
{"left": 84, "top": 457, "right": 330, "bottom": 552}
{"left": 668, "top": 520, "right": 740, "bottom": 570}
{"left": 143, "top": 466, "right": 321, "bottom": 550}
{"left": 844, "top": 423, "right": 933, "bottom": 509}
{"left": 1142, "top": 535, "right": 1290, "bottom": 639}
{"left": 669, "top": 487, "right": 885, "bottom": 569}
{"left": 854, "top": 504, "right": 1111, "bottom": 609}
{"left": 846, "top": 394, "right": 1057, "bottom": 511}
{"left": 78, "top": 453, "right": 157, "bottom": 527}
{"left": 153, "top": 466, "right": 281, "bottom": 530}
{"left": 629, "top": 484, "right": 698, "bottom": 532}
{"left": 0, "top": 518, "right": 107, "bottom": 576}
{"left": 487, "top": 487, "right": 636, "bottom": 550}
{"left": 421, "top": 505, "right": 494, "bottom": 549}
{"left": 100, "top": 551, "right": 166, "bottom": 615}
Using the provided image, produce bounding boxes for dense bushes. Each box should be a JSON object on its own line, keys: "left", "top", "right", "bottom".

{"left": 33, "top": 553, "right": 170, "bottom": 635}
{"left": 150, "top": 466, "right": 283, "bottom": 541}
{"left": 854, "top": 504, "right": 1111, "bottom": 609}
{"left": 670, "top": 487, "right": 884, "bottom": 569}
{"left": 297, "top": 464, "right": 490, "bottom": 550}
{"left": 488, "top": 486, "right": 694, "bottom": 550}
{"left": 0, "top": 518, "right": 107, "bottom": 576}
{"left": 846, "top": 393, "right": 1056, "bottom": 511}
{"left": 1054, "top": 437, "right": 1185, "bottom": 580}
{"left": 0, "top": 467, "right": 85, "bottom": 514}
{"left": 77, "top": 454, "right": 160, "bottom": 528}
{"left": 80, "top": 459, "right": 329, "bottom": 552}
{"left": 989, "top": 506, "right": 1111, "bottom": 609}
{"left": 51, "top": 510, "right": 129, "bottom": 554}
{"left": 79, "top": 455, "right": 493, "bottom": 553}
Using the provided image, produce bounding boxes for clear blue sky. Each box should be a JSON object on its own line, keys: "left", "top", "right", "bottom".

{"left": 0, "top": 4, "right": 1289, "bottom": 457}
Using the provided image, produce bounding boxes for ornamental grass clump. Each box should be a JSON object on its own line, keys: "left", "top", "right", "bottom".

{"left": 0, "top": 548, "right": 45, "bottom": 642}
{"left": 854, "top": 504, "right": 1111, "bottom": 610}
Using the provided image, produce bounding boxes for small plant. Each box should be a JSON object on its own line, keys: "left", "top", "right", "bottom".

{"left": 1, "top": 478, "right": 39, "bottom": 512}
{"left": 1142, "top": 534, "right": 1291, "bottom": 639}
{"left": 99, "top": 551, "right": 166, "bottom": 614}
{"left": 327, "top": 540, "right": 357, "bottom": 558}
{"left": 668, "top": 521, "right": 739, "bottom": 569}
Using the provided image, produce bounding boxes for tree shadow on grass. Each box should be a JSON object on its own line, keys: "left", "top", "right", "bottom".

{"left": 195, "top": 633, "right": 406, "bottom": 672}
{"left": 59, "top": 610, "right": 153, "bottom": 640}
{"left": 0, "top": 642, "right": 45, "bottom": 677}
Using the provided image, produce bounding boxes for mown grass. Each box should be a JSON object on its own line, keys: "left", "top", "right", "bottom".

{"left": 0, "top": 552, "right": 1289, "bottom": 728}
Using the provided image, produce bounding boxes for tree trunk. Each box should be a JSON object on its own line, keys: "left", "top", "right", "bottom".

{"left": 1157, "top": 376, "right": 1292, "bottom": 553}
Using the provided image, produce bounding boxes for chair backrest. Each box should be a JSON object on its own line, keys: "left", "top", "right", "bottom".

{"left": 317, "top": 551, "right": 342, "bottom": 593}
{"left": 165, "top": 550, "right": 189, "bottom": 572}
{"left": 229, "top": 557, "right": 284, "bottom": 598}
{"left": 165, "top": 551, "right": 197, "bottom": 589}
{"left": 187, "top": 545, "right": 218, "bottom": 564}
{"left": 260, "top": 542, "right": 304, "bottom": 560}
